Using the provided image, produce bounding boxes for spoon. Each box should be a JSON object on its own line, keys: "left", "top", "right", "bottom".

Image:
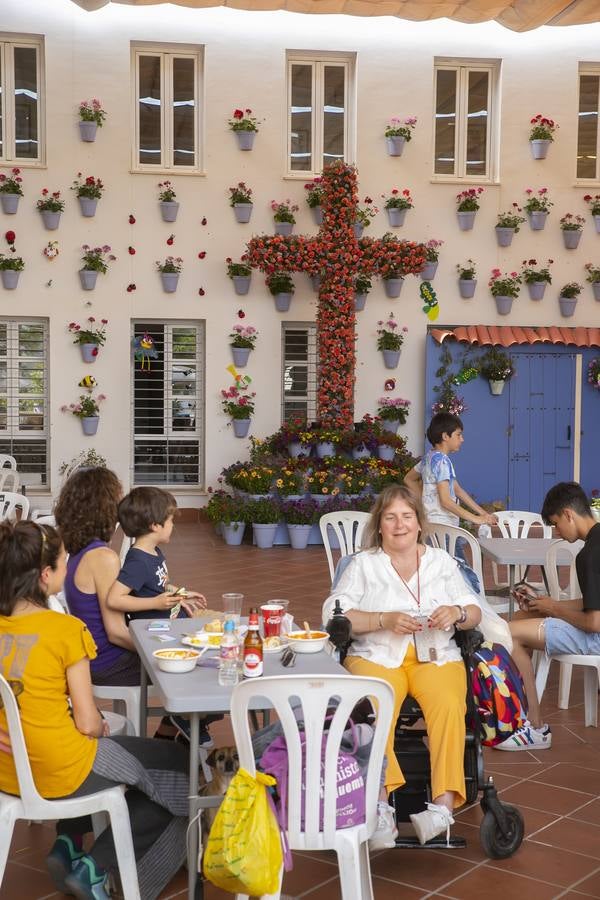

{"left": 303, "top": 620, "right": 311, "bottom": 636}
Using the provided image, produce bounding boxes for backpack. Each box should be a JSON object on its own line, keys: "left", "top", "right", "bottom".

{"left": 469, "top": 640, "right": 529, "bottom": 746}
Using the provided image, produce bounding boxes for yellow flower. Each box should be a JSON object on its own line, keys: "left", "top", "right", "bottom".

{"left": 276, "top": 479, "right": 283, "bottom": 487}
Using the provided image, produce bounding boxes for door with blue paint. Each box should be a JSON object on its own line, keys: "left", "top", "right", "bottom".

{"left": 508, "top": 353, "right": 576, "bottom": 512}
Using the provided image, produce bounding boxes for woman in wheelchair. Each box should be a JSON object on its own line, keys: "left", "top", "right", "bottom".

{"left": 323, "top": 484, "right": 481, "bottom": 849}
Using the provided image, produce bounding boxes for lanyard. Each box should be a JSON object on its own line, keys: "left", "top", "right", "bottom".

{"left": 395, "top": 548, "right": 421, "bottom": 611}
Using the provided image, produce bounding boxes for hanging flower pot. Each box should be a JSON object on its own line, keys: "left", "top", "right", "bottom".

{"left": 80, "top": 342, "right": 99, "bottom": 364}
{"left": 273, "top": 293, "right": 292, "bottom": 312}
{"left": 382, "top": 349, "right": 401, "bottom": 369}
{"left": 385, "top": 135, "right": 406, "bottom": 157}
{"left": 562, "top": 229, "right": 582, "bottom": 250}
{"left": 420, "top": 261, "right": 438, "bottom": 281}
{"left": 457, "top": 211, "right": 476, "bottom": 231}
{"left": 235, "top": 131, "right": 256, "bottom": 151}
{"left": 159, "top": 201, "right": 179, "bottom": 223}
{"left": 594, "top": 215, "right": 600, "bottom": 234}
{"left": 231, "top": 346, "right": 251, "bottom": 368}
{"left": 233, "top": 203, "right": 253, "bottom": 224}
{"left": 40, "top": 210, "right": 61, "bottom": 230}
{"left": 232, "top": 274, "right": 251, "bottom": 296}
{"left": 381, "top": 419, "right": 399, "bottom": 434}
{"left": 0, "top": 269, "right": 20, "bottom": 290}
{"left": 494, "top": 295, "right": 513, "bottom": 315}
{"left": 353, "top": 222, "right": 364, "bottom": 239}
{"left": 383, "top": 277, "right": 404, "bottom": 299}
{"left": 79, "top": 269, "right": 98, "bottom": 291}
{"left": 81, "top": 416, "right": 99, "bottom": 436}
{"left": 79, "top": 120, "right": 98, "bottom": 142}
{"left": 527, "top": 211, "right": 547, "bottom": 231}
{"left": 527, "top": 281, "right": 547, "bottom": 300}
{"left": 592, "top": 283, "right": 600, "bottom": 301}
{"left": 530, "top": 139, "right": 551, "bottom": 160}
{"left": 274, "top": 220, "right": 294, "bottom": 237}
{"left": 489, "top": 380, "right": 506, "bottom": 396}
{"left": 354, "top": 292, "right": 368, "bottom": 311}
{"left": 559, "top": 296, "right": 578, "bottom": 317}
{"left": 222, "top": 522, "right": 246, "bottom": 545}
{"left": 287, "top": 523, "right": 312, "bottom": 550}
{"left": 160, "top": 272, "right": 179, "bottom": 293}
{"left": 458, "top": 279, "right": 477, "bottom": 299}
{"left": 377, "top": 444, "right": 396, "bottom": 462}
{"left": 311, "top": 205, "right": 323, "bottom": 226}
{"left": 78, "top": 197, "right": 98, "bottom": 218}
{"left": 495, "top": 227, "right": 515, "bottom": 247}
{"left": 232, "top": 417, "right": 251, "bottom": 438}
{"left": 0, "top": 194, "right": 20, "bottom": 215}
{"left": 309, "top": 273, "right": 321, "bottom": 292}
{"left": 386, "top": 207, "right": 407, "bottom": 227}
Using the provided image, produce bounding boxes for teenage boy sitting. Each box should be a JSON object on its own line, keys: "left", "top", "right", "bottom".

{"left": 499, "top": 482, "right": 600, "bottom": 751}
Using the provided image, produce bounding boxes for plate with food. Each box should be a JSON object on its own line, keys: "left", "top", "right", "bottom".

{"left": 153, "top": 647, "right": 203, "bottom": 673}
{"left": 262, "top": 635, "right": 290, "bottom": 655}
{"left": 181, "top": 622, "right": 247, "bottom": 649}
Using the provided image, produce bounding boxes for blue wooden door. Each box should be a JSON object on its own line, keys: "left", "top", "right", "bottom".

{"left": 508, "top": 353, "right": 576, "bottom": 512}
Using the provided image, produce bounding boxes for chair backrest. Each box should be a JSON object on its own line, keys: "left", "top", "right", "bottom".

{"left": 0, "top": 468, "right": 20, "bottom": 493}
{"left": 231, "top": 674, "right": 394, "bottom": 847}
{"left": 0, "top": 454, "right": 17, "bottom": 470}
{"left": 0, "top": 491, "right": 30, "bottom": 522}
{"left": 494, "top": 510, "right": 552, "bottom": 540}
{"left": 545, "top": 539, "right": 583, "bottom": 601}
{"left": 426, "top": 522, "right": 485, "bottom": 590}
{"left": 0, "top": 673, "right": 43, "bottom": 810}
{"left": 319, "top": 510, "right": 371, "bottom": 582}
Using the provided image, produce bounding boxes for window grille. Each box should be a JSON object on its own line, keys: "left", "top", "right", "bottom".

{"left": 282, "top": 323, "right": 317, "bottom": 422}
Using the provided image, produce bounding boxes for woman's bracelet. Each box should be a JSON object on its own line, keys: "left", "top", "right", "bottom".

{"left": 378, "top": 612, "right": 385, "bottom": 630}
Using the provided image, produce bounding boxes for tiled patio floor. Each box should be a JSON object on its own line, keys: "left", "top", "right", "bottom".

{"left": 5, "top": 519, "right": 600, "bottom": 899}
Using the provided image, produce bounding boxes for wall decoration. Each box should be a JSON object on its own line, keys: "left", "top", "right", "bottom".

{"left": 156, "top": 256, "right": 183, "bottom": 292}
{"left": 61, "top": 389, "right": 106, "bottom": 436}
{"left": 166, "top": 234, "right": 175, "bottom": 246}
{"left": 78, "top": 98, "right": 106, "bottom": 142}
{"left": 559, "top": 213, "right": 585, "bottom": 249}
{"left": 128, "top": 214, "right": 136, "bottom": 224}
{"left": 228, "top": 107, "right": 260, "bottom": 151}
{"left": 4, "top": 231, "right": 15, "bottom": 246}
{"left": 79, "top": 244, "right": 116, "bottom": 291}
{"left": 381, "top": 188, "right": 413, "bottom": 228}
{"left": 354, "top": 196, "right": 378, "bottom": 238}
{"left": 229, "top": 323, "right": 258, "bottom": 368}
{"left": 376, "top": 313, "right": 407, "bottom": 369}
{"left": 384, "top": 378, "right": 396, "bottom": 391}
{"left": 126, "top": 283, "right": 136, "bottom": 292}
{"left": 68, "top": 317, "right": 109, "bottom": 363}
{"left": 158, "top": 181, "right": 178, "bottom": 222}
{"left": 495, "top": 205, "right": 526, "bottom": 246}
{"left": 558, "top": 281, "right": 582, "bottom": 317}
{"left": 456, "top": 259, "right": 477, "bottom": 298}
{"left": 71, "top": 173, "right": 104, "bottom": 218}
{"left": 585, "top": 263, "right": 600, "bottom": 300}
{"left": 489, "top": 268, "right": 522, "bottom": 315}
{"left": 271, "top": 199, "right": 299, "bottom": 236}
{"left": 266, "top": 272, "right": 294, "bottom": 311}
{"left": 198, "top": 287, "right": 205, "bottom": 296}
{"left": 421, "top": 240, "right": 443, "bottom": 281}
{"left": 432, "top": 345, "right": 468, "bottom": 415}
{"left": 0, "top": 168, "right": 24, "bottom": 214}
{"left": 304, "top": 178, "right": 324, "bottom": 225}
{"left": 354, "top": 273, "right": 372, "bottom": 311}
{"left": 226, "top": 257, "right": 252, "bottom": 295}
{"left": 0, "top": 251, "right": 24, "bottom": 289}
{"left": 521, "top": 257, "right": 553, "bottom": 300}
{"left": 456, "top": 187, "right": 484, "bottom": 230}
{"left": 229, "top": 181, "right": 253, "bottom": 223}
{"left": 78, "top": 374, "right": 98, "bottom": 390}
{"left": 478, "top": 348, "right": 516, "bottom": 396}
{"left": 133, "top": 332, "right": 158, "bottom": 372}
{"left": 420, "top": 281, "right": 439, "bottom": 320}
{"left": 528, "top": 113, "right": 557, "bottom": 159}
{"left": 384, "top": 115, "right": 417, "bottom": 157}
{"left": 198, "top": 251, "right": 206, "bottom": 259}
{"left": 201, "top": 217, "right": 207, "bottom": 226}
{"left": 128, "top": 246, "right": 136, "bottom": 255}
{"left": 36, "top": 189, "right": 65, "bottom": 230}
{"left": 43, "top": 241, "right": 59, "bottom": 260}
{"left": 221, "top": 377, "right": 256, "bottom": 437}
{"left": 523, "top": 187, "right": 553, "bottom": 230}
{"left": 583, "top": 194, "right": 600, "bottom": 233}
{"left": 376, "top": 396, "right": 411, "bottom": 429}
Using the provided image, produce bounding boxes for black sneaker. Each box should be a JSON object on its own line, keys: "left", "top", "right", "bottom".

{"left": 169, "top": 714, "right": 214, "bottom": 748}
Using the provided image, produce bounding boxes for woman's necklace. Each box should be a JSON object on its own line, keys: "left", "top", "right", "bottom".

{"left": 391, "top": 548, "right": 421, "bottom": 611}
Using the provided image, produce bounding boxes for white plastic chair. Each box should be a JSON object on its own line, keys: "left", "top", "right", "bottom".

{"left": 0, "top": 468, "right": 19, "bottom": 493}
{"left": 534, "top": 540, "right": 600, "bottom": 726}
{"left": 488, "top": 510, "right": 552, "bottom": 590}
{"left": 0, "top": 491, "right": 30, "bottom": 522}
{"left": 0, "top": 674, "right": 141, "bottom": 898}
{"left": 0, "top": 453, "right": 17, "bottom": 470}
{"left": 319, "top": 511, "right": 370, "bottom": 582}
{"left": 113, "top": 523, "right": 133, "bottom": 564}
{"left": 230, "top": 673, "right": 394, "bottom": 900}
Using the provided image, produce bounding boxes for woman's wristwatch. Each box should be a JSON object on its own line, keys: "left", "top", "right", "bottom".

{"left": 454, "top": 605, "right": 467, "bottom": 626}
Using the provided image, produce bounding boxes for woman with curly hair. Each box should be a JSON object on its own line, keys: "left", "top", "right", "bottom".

{"left": 54, "top": 467, "right": 142, "bottom": 686}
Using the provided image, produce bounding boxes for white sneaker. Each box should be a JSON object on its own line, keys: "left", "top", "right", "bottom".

{"left": 495, "top": 721, "right": 552, "bottom": 751}
{"left": 368, "top": 801, "right": 398, "bottom": 851}
{"left": 410, "top": 802, "right": 454, "bottom": 846}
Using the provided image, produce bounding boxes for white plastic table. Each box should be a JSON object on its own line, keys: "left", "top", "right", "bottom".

{"left": 130, "top": 617, "right": 347, "bottom": 899}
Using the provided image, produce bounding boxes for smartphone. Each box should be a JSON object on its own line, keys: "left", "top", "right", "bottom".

{"left": 510, "top": 581, "right": 539, "bottom": 609}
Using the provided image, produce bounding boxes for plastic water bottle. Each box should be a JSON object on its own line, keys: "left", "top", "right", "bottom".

{"left": 218, "top": 619, "right": 240, "bottom": 687}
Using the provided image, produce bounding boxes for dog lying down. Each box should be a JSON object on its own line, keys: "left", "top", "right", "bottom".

{"left": 200, "top": 746, "right": 240, "bottom": 831}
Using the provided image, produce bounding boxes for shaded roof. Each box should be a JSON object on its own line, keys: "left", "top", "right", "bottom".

{"left": 69, "top": 0, "right": 600, "bottom": 33}
{"left": 430, "top": 325, "right": 600, "bottom": 348}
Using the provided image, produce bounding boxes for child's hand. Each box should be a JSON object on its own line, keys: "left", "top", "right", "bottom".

{"left": 154, "top": 591, "right": 180, "bottom": 610}
{"left": 478, "top": 513, "right": 498, "bottom": 526}
{"left": 180, "top": 593, "right": 208, "bottom": 617}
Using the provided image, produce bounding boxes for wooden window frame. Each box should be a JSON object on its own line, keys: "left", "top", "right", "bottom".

{"left": 0, "top": 35, "right": 45, "bottom": 166}
{"left": 576, "top": 64, "right": 600, "bottom": 185}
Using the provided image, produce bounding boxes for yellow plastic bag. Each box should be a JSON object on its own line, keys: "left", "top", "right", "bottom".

{"left": 203, "top": 767, "right": 283, "bottom": 895}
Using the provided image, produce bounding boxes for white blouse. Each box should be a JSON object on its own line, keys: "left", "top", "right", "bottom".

{"left": 322, "top": 545, "right": 479, "bottom": 668}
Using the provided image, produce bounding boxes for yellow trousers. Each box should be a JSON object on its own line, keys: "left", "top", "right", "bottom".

{"left": 345, "top": 643, "right": 467, "bottom": 808}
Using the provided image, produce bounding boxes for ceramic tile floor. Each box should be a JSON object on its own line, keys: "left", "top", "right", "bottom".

{"left": 4, "top": 519, "right": 600, "bottom": 899}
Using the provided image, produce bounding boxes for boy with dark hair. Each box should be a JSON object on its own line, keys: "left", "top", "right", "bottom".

{"left": 405, "top": 412, "right": 497, "bottom": 530}
{"left": 500, "top": 481, "right": 600, "bottom": 751}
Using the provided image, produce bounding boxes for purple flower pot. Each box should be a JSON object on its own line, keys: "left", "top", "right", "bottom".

{"left": 458, "top": 279, "right": 476, "bottom": 299}
{"left": 420, "top": 261, "right": 438, "bottom": 281}
{"left": 562, "top": 229, "right": 582, "bottom": 250}
{"left": 274, "top": 221, "right": 294, "bottom": 236}
{"left": 386, "top": 135, "right": 406, "bottom": 157}
{"left": 79, "top": 120, "right": 98, "bottom": 142}
{"left": 559, "top": 296, "right": 577, "bottom": 317}
{"left": 527, "top": 281, "right": 546, "bottom": 301}
{"left": 79, "top": 269, "right": 98, "bottom": 291}
{"left": 253, "top": 523, "right": 277, "bottom": 549}
{"left": 383, "top": 277, "right": 404, "bottom": 299}
{"left": 222, "top": 522, "right": 246, "bottom": 545}
{"left": 457, "top": 211, "right": 476, "bottom": 231}
{"left": 494, "top": 295, "right": 513, "bottom": 315}
{"left": 0, "top": 194, "right": 20, "bottom": 215}
{"left": 354, "top": 292, "right": 367, "bottom": 311}
{"left": 231, "top": 346, "right": 251, "bottom": 368}
{"left": 495, "top": 227, "right": 514, "bottom": 247}
{"left": 233, "top": 203, "right": 253, "bottom": 224}
{"left": 311, "top": 206, "right": 323, "bottom": 226}
{"left": 232, "top": 275, "right": 251, "bottom": 296}
{"left": 80, "top": 343, "right": 99, "bottom": 364}
{"left": 528, "top": 211, "right": 547, "bottom": 231}
{"left": 78, "top": 197, "right": 98, "bottom": 218}
{"left": 382, "top": 349, "right": 401, "bottom": 369}
{"left": 386, "top": 207, "right": 407, "bottom": 227}
{"left": 232, "top": 417, "right": 251, "bottom": 438}
{"left": 273, "top": 293, "right": 292, "bottom": 312}
{"left": 160, "top": 201, "right": 179, "bottom": 223}
{"left": 235, "top": 131, "right": 255, "bottom": 151}
{"left": 81, "top": 416, "right": 99, "bottom": 436}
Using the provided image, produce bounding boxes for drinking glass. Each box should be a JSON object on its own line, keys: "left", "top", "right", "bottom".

{"left": 222, "top": 592, "right": 243, "bottom": 627}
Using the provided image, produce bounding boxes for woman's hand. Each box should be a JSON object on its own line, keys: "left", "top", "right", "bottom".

{"left": 380, "top": 611, "right": 422, "bottom": 634}
{"left": 428, "top": 605, "right": 461, "bottom": 631}
{"left": 154, "top": 591, "right": 181, "bottom": 610}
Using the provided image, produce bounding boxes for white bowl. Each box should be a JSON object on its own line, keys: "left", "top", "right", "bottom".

{"left": 153, "top": 647, "right": 201, "bottom": 673}
{"left": 285, "top": 630, "right": 329, "bottom": 654}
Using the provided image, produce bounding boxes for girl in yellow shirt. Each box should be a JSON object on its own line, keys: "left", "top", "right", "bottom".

{"left": 0, "top": 521, "right": 190, "bottom": 900}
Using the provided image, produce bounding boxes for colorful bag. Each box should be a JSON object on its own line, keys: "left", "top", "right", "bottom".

{"left": 469, "top": 641, "right": 529, "bottom": 746}
{"left": 203, "top": 767, "right": 283, "bottom": 895}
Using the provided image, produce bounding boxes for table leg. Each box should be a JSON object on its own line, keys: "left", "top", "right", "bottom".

{"left": 139, "top": 664, "right": 148, "bottom": 736}
{"left": 188, "top": 713, "right": 201, "bottom": 900}
{"left": 508, "top": 565, "right": 516, "bottom": 619}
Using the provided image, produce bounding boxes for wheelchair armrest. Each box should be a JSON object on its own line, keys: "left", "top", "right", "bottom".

{"left": 454, "top": 627, "right": 485, "bottom": 658}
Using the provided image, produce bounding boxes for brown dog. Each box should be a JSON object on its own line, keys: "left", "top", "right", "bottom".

{"left": 200, "top": 746, "right": 240, "bottom": 833}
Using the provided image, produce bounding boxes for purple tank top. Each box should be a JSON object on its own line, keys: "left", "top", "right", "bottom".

{"left": 65, "top": 540, "right": 123, "bottom": 673}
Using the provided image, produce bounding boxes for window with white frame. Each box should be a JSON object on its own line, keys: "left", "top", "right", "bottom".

{"left": 433, "top": 60, "right": 499, "bottom": 180}
{"left": 131, "top": 321, "right": 204, "bottom": 486}
{"left": 577, "top": 67, "right": 600, "bottom": 181}
{"left": 286, "top": 54, "right": 354, "bottom": 176}
{"left": 0, "top": 36, "right": 44, "bottom": 164}
{"left": 282, "top": 323, "right": 317, "bottom": 422}
{"left": 132, "top": 44, "right": 202, "bottom": 172}
{"left": 0, "top": 319, "right": 48, "bottom": 487}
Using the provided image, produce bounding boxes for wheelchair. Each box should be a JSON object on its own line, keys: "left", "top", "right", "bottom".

{"left": 327, "top": 607, "right": 525, "bottom": 859}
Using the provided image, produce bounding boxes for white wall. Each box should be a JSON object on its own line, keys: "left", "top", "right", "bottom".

{"left": 3, "top": 0, "right": 600, "bottom": 504}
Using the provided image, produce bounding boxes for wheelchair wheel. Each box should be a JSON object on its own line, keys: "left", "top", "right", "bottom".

{"left": 479, "top": 803, "right": 524, "bottom": 859}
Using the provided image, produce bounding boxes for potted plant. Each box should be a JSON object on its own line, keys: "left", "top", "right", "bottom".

{"left": 381, "top": 188, "right": 413, "bottom": 228}
{"left": 478, "top": 347, "right": 515, "bottom": 396}
{"left": 156, "top": 256, "right": 183, "bottom": 293}
{"left": 583, "top": 194, "right": 600, "bottom": 234}
{"left": 523, "top": 187, "right": 553, "bottom": 230}
{"left": 560, "top": 213, "right": 585, "bottom": 250}
{"left": 0, "top": 252, "right": 24, "bottom": 290}
{"left": 377, "top": 431, "right": 406, "bottom": 462}
{"left": 157, "top": 181, "right": 178, "bottom": 222}
{"left": 36, "top": 189, "right": 65, "bottom": 230}
{"left": 421, "top": 239, "right": 444, "bottom": 281}
{"left": 376, "top": 396, "right": 411, "bottom": 432}
{"left": 226, "top": 257, "right": 252, "bottom": 296}
{"left": 61, "top": 390, "right": 106, "bottom": 436}
{"left": 456, "top": 187, "right": 484, "bottom": 231}
{"left": 272, "top": 466, "right": 305, "bottom": 499}
{"left": 271, "top": 199, "right": 299, "bottom": 236}
{"left": 0, "top": 167, "right": 24, "bottom": 214}
{"left": 229, "top": 323, "right": 258, "bottom": 367}
{"left": 349, "top": 416, "right": 382, "bottom": 459}
{"left": 279, "top": 419, "right": 314, "bottom": 457}
{"left": 205, "top": 490, "right": 248, "bottom": 546}
{"left": 456, "top": 259, "right": 477, "bottom": 299}
{"left": 304, "top": 178, "right": 325, "bottom": 225}
{"left": 78, "top": 98, "right": 106, "bottom": 142}
{"left": 229, "top": 181, "right": 253, "bottom": 224}
{"left": 68, "top": 317, "right": 109, "bottom": 363}
{"left": 558, "top": 281, "right": 582, "bottom": 317}
{"left": 354, "top": 196, "right": 378, "bottom": 238}
{"left": 228, "top": 107, "right": 259, "bottom": 151}
{"left": 587, "top": 358, "right": 600, "bottom": 392}
{"left": 281, "top": 497, "right": 320, "bottom": 549}
{"left": 221, "top": 382, "right": 256, "bottom": 438}
{"left": 71, "top": 173, "right": 104, "bottom": 218}
{"left": 354, "top": 273, "right": 372, "bottom": 311}
{"left": 521, "top": 258, "right": 553, "bottom": 300}
{"left": 79, "top": 244, "right": 116, "bottom": 291}
{"left": 247, "top": 496, "right": 281, "bottom": 549}
{"left": 488, "top": 268, "right": 521, "bottom": 315}
{"left": 306, "top": 466, "right": 341, "bottom": 501}
{"left": 59, "top": 448, "right": 107, "bottom": 484}
{"left": 314, "top": 427, "right": 344, "bottom": 459}
{"left": 384, "top": 115, "right": 417, "bottom": 156}
{"left": 266, "top": 271, "right": 295, "bottom": 312}
{"left": 376, "top": 313, "right": 407, "bottom": 369}
{"left": 529, "top": 114, "right": 558, "bottom": 159}
{"left": 585, "top": 263, "right": 600, "bottom": 301}
{"left": 495, "top": 205, "right": 526, "bottom": 247}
